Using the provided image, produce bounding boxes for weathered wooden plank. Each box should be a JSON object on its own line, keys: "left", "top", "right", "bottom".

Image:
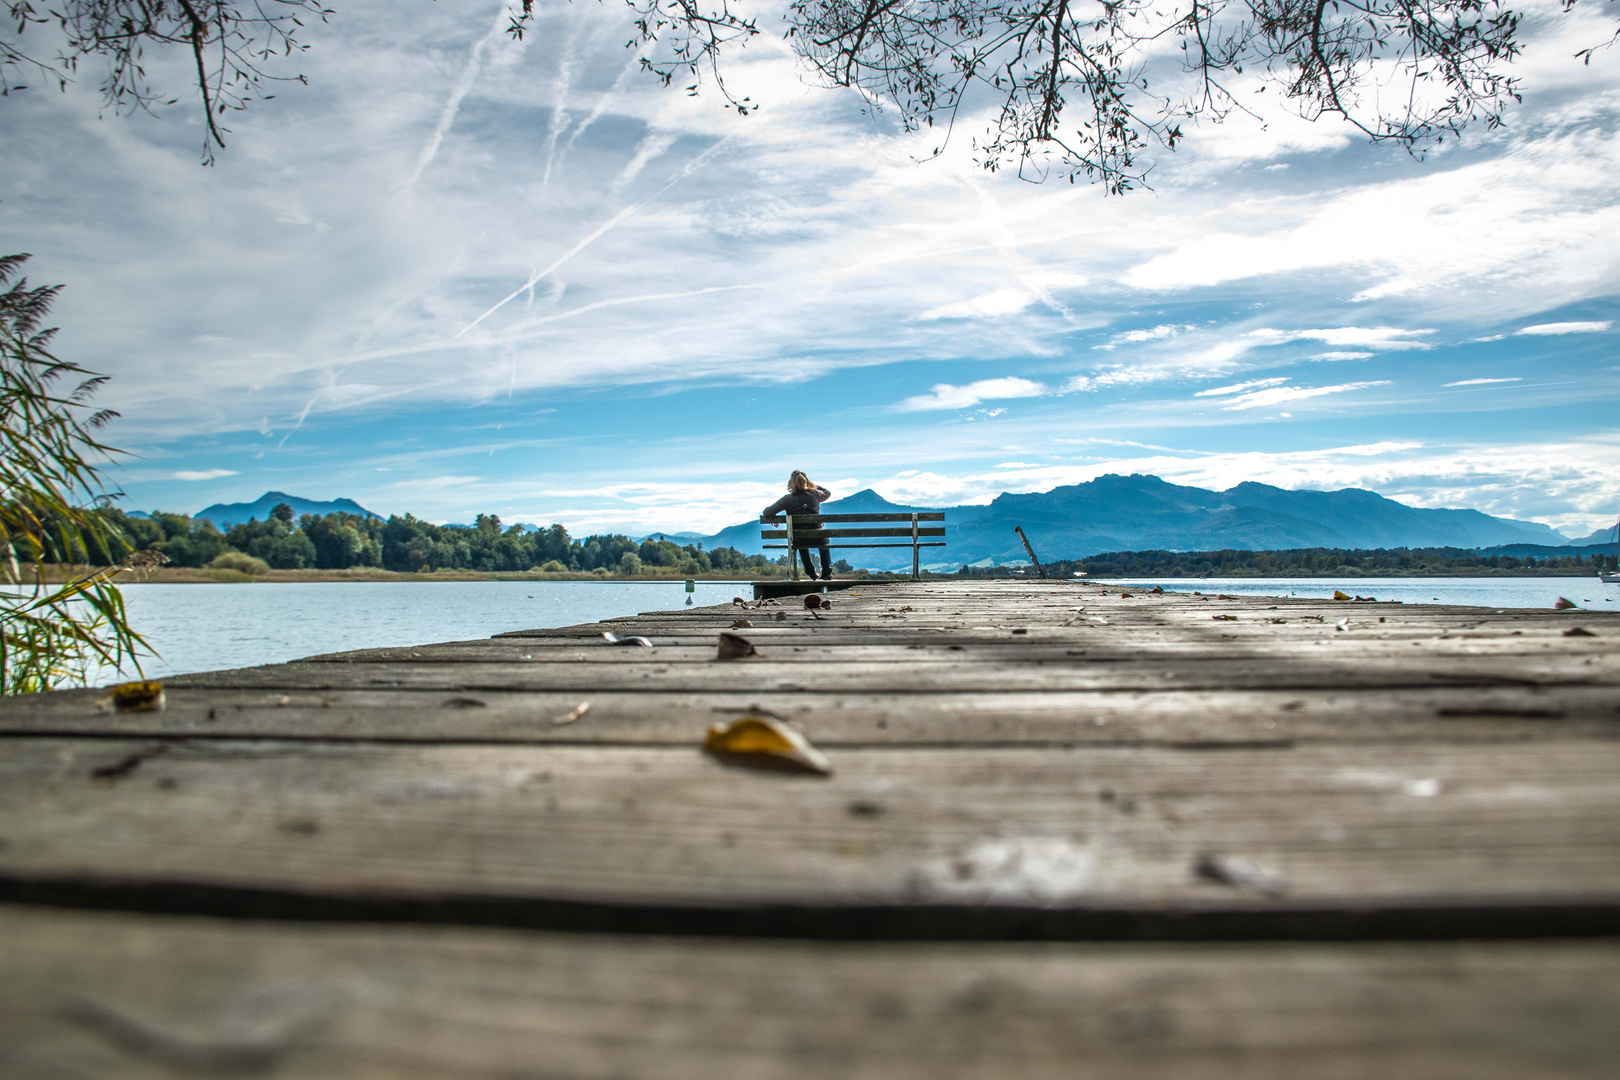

{"left": 294, "top": 629, "right": 1618, "bottom": 665}
{"left": 3, "top": 737, "right": 1619, "bottom": 914}
{"left": 2, "top": 905, "right": 1615, "bottom": 1080}
{"left": 3, "top": 685, "right": 1613, "bottom": 746}
{"left": 159, "top": 653, "right": 1620, "bottom": 694}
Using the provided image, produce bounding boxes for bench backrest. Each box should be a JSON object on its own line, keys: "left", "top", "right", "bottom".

{"left": 759, "top": 512, "right": 946, "bottom": 581}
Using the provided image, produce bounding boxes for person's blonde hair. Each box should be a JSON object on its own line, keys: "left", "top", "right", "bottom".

{"left": 788, "top": 470, "right": 813, "bottom": 493}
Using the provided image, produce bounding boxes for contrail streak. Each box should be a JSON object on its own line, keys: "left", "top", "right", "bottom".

{"left": 455, "top": 136, "right": 732, "bottom": 339}
{"left": 555, "top": 49, "right": 645, "bottom": 169}
{"left": 405, "top": 2, "right": 510, "bottom": 188}
{"left": 539, "top": 29, "right": 580, "bottom": 187}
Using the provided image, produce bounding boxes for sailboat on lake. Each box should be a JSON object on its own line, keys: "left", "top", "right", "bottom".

{"left": 1601, "top": 516, "right": 1620, "bottom": 584}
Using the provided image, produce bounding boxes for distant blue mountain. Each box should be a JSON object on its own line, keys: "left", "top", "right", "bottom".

{"left": 687, "top": 474, "right": 1574, "bottom": 570}
{"left": 1565, "top": 524, "right": 1619, "bottom": 547}
{"left": 192, "top": 491, "right": 378, "bottom": 529}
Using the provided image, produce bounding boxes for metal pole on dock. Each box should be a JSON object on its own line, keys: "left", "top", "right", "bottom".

{"left": 911, "top": 513, "right": 920, "bottom": 581}
{"left": 787, "top": 515, "right": 799, "bottom": 582}
{"left": 1014, "top": 525, "right": 1047, "bottom": 579}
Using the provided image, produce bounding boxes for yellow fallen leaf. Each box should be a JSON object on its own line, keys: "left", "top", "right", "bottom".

{"left": 703, "top": 715, "right": 831, "bottom": 775}
{"left": 103, "top": 680, "right": 165, "bottom": 713}
{"left": 1333, "top": 591, "right": 1352, "bottom": 601}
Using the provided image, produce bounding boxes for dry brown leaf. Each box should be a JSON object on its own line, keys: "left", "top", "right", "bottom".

{"left": 551, "top": 702, "right": 591, "bottom": 726}
{"left": 717, "top": 632, "right": 759, "bottom": 659}
{"left": 1554, "top": 597, "right": 1578, "bottom": 610}
{"left": 1211, "top": 614, "right": 1237, "bottom": 621}
{"left": 601, "top": 631, "right": 653, "bottom": 647}
{"left": 1564, "top": 626, "right": 1595, "bottom": 637}
{"left": 703, "top": 715, "right": 832, "bottom": 775}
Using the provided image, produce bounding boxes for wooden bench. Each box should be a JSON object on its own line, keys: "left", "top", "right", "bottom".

{"left": 760, "top": 511, "right": 946, "bottom": 581}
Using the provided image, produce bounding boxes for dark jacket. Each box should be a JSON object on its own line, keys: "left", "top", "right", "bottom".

{"left": 762, "top": 486, "right": 832, "bottom": 522}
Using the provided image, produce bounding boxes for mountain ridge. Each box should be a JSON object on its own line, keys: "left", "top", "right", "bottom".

{"left": 189, "top": 491, "right": 378, "bottom": 529}
{"left": 687, "top": 474, "right": 1576, "bottom": 570}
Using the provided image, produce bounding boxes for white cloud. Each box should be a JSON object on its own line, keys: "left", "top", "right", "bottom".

{"left": 899, "top": 377, "right": 1048, "bottom": 411}
{"left": 917, "top": 289, "right": 1034, "bottom": 321}
{"left": 1312, "top": 351, "right": 1374, "bottom": 361}
{"left": 1444, "top": 377, "right": 1523, "bottom": 387}
{"left": 1515, "top": 321, "right": 1614, "bottom": 335}
{"left": 172, "top": 469, "right": 239, "bottom": 481}
{"left": 1195, "top": 377, "right": 1288, "bottom": 398}
{"left": 1249, "top": 327, "right": 1434, "bottom": 349}
{"left": 1220, "top": 381, "right": 1391, "bottom": 411}
{"left": 1095, "top": 323, "right": 1194, "bottom": 350}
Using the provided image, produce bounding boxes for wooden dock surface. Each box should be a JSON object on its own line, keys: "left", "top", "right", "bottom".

{"left": 2, "top": 579, "right": 1618, "bottom": 1077}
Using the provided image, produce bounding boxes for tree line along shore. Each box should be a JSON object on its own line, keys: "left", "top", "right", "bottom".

{"left": 24, "top": 505, "right": 855, "bottom": 582}
{"left": 17, "top": 504, "right": 1617, "bottom": 583}
{"left": 968, "top": 546, "right": 1620, "bottom": 579}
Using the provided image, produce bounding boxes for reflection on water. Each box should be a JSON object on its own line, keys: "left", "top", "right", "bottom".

{"left": 110, "top": 580, "right": 751, "bottom": 682}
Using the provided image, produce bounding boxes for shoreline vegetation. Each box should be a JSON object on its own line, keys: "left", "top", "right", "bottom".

{"left": 20, "top": 565, "right": 892, "bottom": 585}
{"left": 25, "top": 502, "right": 1616, "bottom": 585}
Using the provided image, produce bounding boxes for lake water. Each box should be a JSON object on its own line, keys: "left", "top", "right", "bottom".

{"left": 1090, "top": 575, "right": 1619, "bottom": 612}
{"left": 109, "top": 580, "right": 752, "bottom": 682}
{"left": 99, "top": 575, "right": 1619, "bottom": 683}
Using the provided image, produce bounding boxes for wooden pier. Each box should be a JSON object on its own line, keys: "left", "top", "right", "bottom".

{"left": 2, "top": 579, "right": 1618, "bottom": 1077}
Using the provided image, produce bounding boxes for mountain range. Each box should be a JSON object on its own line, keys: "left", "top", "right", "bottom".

{"left": 688, "top": 474, "right": 1597, "bottom": 570}
{"left": 159, "top": 477, "right": 1614, "bottom": 568}
{"left": 189, "top": 491, "right": 378, "bottom": 529}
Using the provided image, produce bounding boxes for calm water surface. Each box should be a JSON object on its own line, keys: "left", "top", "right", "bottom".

{"left": 107, "top": 575, "right": 1618, "bottom": 682}
{"left": 113, "top": 580, "right": 751, "bottom": 682}
{"left": 1090, "top": 575, "right": 1620, "bottom": 611}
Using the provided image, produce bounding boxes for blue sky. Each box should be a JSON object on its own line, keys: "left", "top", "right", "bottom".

{"left": 2, "top": 0, "right": 1618, "bottom": 537}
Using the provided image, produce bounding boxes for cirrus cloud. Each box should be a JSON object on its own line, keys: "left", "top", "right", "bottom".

{"left": 899, "top": 377, "right": 1049, "bottom": 411}
{"left": 1515, "top": 321, "right": 1613, "bottom": 335}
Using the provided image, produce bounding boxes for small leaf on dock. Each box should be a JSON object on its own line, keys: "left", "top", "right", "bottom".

{"left": 1212, "top": 614, "right": 1237, "bottom": 621}
{"left": 1333, "top": 591, "right": 1352, "bottom": 601}
{"left": 1554, "top": 597, "right": 1578, "bottom": 610}
{"left": 703, "top": 715, "right": 831, "bottom": 775}
{"left": 601, "top": 632, "right": 653, "bottom": 647}
{"left": 717, "top": 632, "right": 759, "bottom": 659}
{"left": 1564, "top": 626, "right": 1595, "bottom": 637}
{"left": 100, "top": 680, "right": 165, "bottom": 713}
{"left": 1195, "top": 851, "right": 1287, "bottom": 896}
{"left": 1150, "top": 585, "right": 1164, "bottom": 594}
{"left": 550, "top": 702, "right": 590, "bottom": 726}
{"left": 731, "top": 619, "right": 753, "bottom": 628}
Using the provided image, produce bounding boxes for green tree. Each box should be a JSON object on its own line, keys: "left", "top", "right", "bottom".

{"left": 0, "top": 254, "right": 146, "bottom": 692}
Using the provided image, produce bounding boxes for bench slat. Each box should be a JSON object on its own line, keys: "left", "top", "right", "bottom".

{"left": 763, "top": 542, "right": 949, "bottom": 550}
{"left": 762, "top": 528, "right": 947, "bottom": 540}
{"left": 759, "top": 513, "right": 946, "bottom": 524}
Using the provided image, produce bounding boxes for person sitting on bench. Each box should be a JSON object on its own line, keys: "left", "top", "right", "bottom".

{"left": 763, "top": 471, "right": 833, "bottom": 580}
